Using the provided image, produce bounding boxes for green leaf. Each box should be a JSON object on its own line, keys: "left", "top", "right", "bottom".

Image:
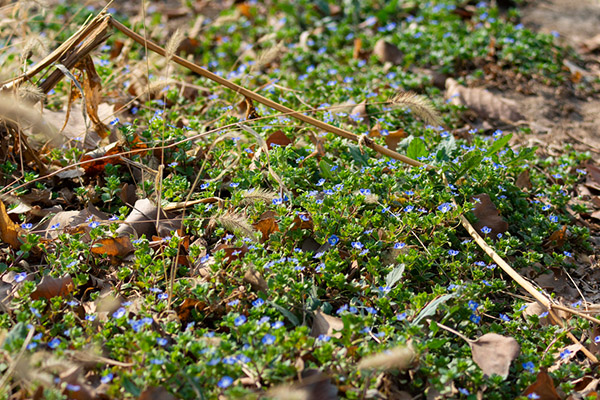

{"left": 435, "top": 136, "right": 457, "bottom": 162}
{"left": 318, "top": 159, "right": 334, "bottom": 180}
{"left": 269, "top": 301, "right": 299, "bottom": 326}
{"left": 348, "top": 145, "right": 370, "bottom": 166}
{"left": 456, "top": 152, "right": 484, "bottom": 176}
{"left": 412, "top": 293, "right": 456, "bottom": 325}
{"left": 406, "top": 137, "right": 428, "bottom": 160}
{"left": 485, "top": 133, "right": 513, "bottom": 156}
{"left": 385, "top": 264, "right": 405, "bottom": 289}
{"left": 121, "top": 376, "right": 141, "bottom": 397}
{"left": 505, "top": 146, "right": 537, "bottom": 166}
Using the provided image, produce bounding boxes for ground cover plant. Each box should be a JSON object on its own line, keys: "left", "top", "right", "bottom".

{"left": 0, "top": 0, "right": 600, "bottom": 399}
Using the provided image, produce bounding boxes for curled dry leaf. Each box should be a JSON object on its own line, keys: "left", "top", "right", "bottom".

{"left": 310, "top": 309, "right": 343, "bottom": 339}
{"left": 253, "top": 211, "right": 280, "bottom": 242}
{"left": 243, "top": 267, "right": 268, "bottom": 292}
{"left": 31, "top": 275, "right": 74, "bottom": 300}
{"left": 522, "top": 370, "right": 561, "bottom": 400}
{"left": 470, "top": 333, "right": 520, "bottom": 379}
{"left": 91, "top": 236, "right": 135, "bottom": 257}
{"left": 445, "top": 78, "right": 524, "bottom": 124}
{"left": 138, "top": 386, "right": 177, "bottom": 400}
{"left": 0, "top": 200, "right": 24, "bottom": 249}
{"left": 116, "top": 199, "right": 181, "bottom": 239}
{"left": 471, "top": 193, "right": 508, "bottom": 239}
{"left": 357, "top": 344, "right": 415, "bottom": 371}
{"left": 266, "top": 130, "right": 292, "bottom": 149}
{"left": 373, "top": 39, "right": 403, "bottom": 65}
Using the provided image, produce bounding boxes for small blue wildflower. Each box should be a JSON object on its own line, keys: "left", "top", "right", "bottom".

{"left": 365, "top": 307, "right": 377, "bottom": 314}
{"left": 208, "top": 357, "right": 221, "bottom": 366}
{"left": 336, "top": 304, "right": 348, "bottom": 314}
{"left": 396, "top": 312, "right": 407, "bottom": 321}
{"left": 542, "top": 205, "right": 551, "bottom": 211}
{"left": 101, "top": 373, "right": 114, "bottom": 384}
{"left": 262, "top": 334, "right": 276, "bottom": 345}
{"left": 522, "top": 361, "right": 535, "bottom": 373}
{"left": 468, "top": 300, "right": 479, "bottom": 311}
{"left": 88, "top": 221, "right": 100, "bottom": 228}
{"left": 559, "top": 349, "right": 571, "bottom": 359}
{"left": 109, "top": 118, "right": 119, "bottom": 125}
{"left": 14, "top": 272, "right": 27, "bottom": 283}
{"left": 549, "top": 215, "right": 559, "bottom": 223}
{"left": 394, "top": 242, "right": 406, "bottom": 249}
{"left": 150, "top": 358, "right": 164, "bottom": 365}
{"left": 252, "top": 298, "right": 265, "bottom": 308}
{"left": 157, "top": 293, "right": 168, "bottom": 300}
{"left": 348, "top": 306, "right": 358, "bottom": 314}
{"left": 168, "top": 161, "right": 178, "bottom": 167}
{"left": 228, "top": 300, "right": 239, "bottom": 306}
{"left": 351, "top": 241, "right": 364, "bottom": 249}
{"left": 528, "top": 393, "right": 541, "bottom": 399}
{"left": 272, "top": 321, "right": 284, "bottom": 329}
{"left": 328, "top": 235, "right": 339, "bottom": 246}
{"left": 21, "top": 223, "right": 33, "bottom": 230}
{"left": 85, "top": 314, "right": 96, "bottom": 321}
{"left": 437, "top": 203, "right": 453, "bottom": 213}
{"left": 218, "top": 376, "right": 233, "bottom": 389}
{"left": 50, "top": 223, "right": 60, "bottom": 229}
{"left": 404, "top": 205, "right": 414, "bottom": 212}
{"left": 234, "top": 315, "right": 246, "bottom": 326}
{"left": 481, "top": 226, "right": 492, "bottom": 234}
{"left": 540, "top": 311, "right": 549, "bottom": 318}
{"left": 112, "top": 307, "right": 126, "bottom": 319}
{"left": 499, "top": 313, "right": 510, "bottom": 322}
{"left": 156, "top": 337, "right": 168, "bottom": 346}
{"left": 448, "top": 249, "right": 460, "bottom": 256}
{"left": 595, "top": 336, "right": 600, "bottom": 344}
{"left": 359, "top": 188, "right": 371, "bottom": 195}
{"left": 563, "top": 251, "right": 572, "bottom": 257}
{"left": 469, "top": 314, "right": 481, "bottom": 324}
{"left": 48, "top": 338, "right": 61, "bottom": 349}
{"left": 317, "top": 334, "right": 331, "bottom": 342}
{"left": 458, "top": 388, "right": 469, "bottom": 396}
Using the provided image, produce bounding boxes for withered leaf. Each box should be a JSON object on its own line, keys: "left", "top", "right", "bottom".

{"left": 445, "top": 78, "right": 524, "bottom": 123}
{"left": 138, "top": 386, "right": 177, "bottom": 400}
{"left": 544, "top": 225, "right": 567, "bottom": 249}
{"left": 522, "top": 370, "right": 561, "bottom": 400}
{"left": 253, "top": 211, "right": 280, "bottom": 242}
{"left": 266, "top": 130, "right": 292, "bottom": 149}
{"left": 243, "top": 267, "right": 268, "bottom": 292}
{"left": 0, "top": 200, "right": 23, "bottom": 249}
{"left": 516, "top": 169, "right": 532, "bottom": 190}
{"left": 91, "top": 236, "right": 135, "bottom": 257}
{"left": 471, "top": 193, "right": 508, "bottom": 238}
{"left": 373, "top": 39, "right": 403, "bottom": 65}
{"left": 357, "top": 345, "right": 415, "bottom": 371}
{"left": 310, "top": 309, "right": 343, "bottom": 339}
{"left": 470, "top": 333, "right": 520, "bottom": 379}
{"left": 31, "top": 275, "right": 74, "bottom": 300}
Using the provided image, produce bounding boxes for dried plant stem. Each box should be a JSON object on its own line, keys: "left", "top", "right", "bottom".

{"left": 109, "top": 17, "right": 424, "bottom": 168}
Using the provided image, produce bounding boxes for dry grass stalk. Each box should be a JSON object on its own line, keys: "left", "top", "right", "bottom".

{"left": 215, "top": 212, "right": 256, "bottom": 239}
{"left": 0, "top": 93, "right": 57, "bottom": 139}
{"left": 165, "top": 28, "right": 185, "bottom": 64}
{"left": 17, "top": 82, "right": 45, "bottom": 104}
{"left": 250, "top": 43, "right": 285, "bottom": 73}
{"left": 391, "top": 91, "right": 442, "bottom": 127}
{"left": 240, "top": 188, "right": 279, "bottom": 205}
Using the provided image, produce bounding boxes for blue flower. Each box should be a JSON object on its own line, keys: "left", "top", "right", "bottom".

{"left": 437, "top": 203, "right": 453, "bottom": 213}
{"left": 112, "top": 307, "right": 126, "bottom": 319}
{"left": 522, "top": 361, "right": 535, "bottom": 373}
{"left": 262, "top": 334, "right": 276, "bottom": 345}
{"left": 228, "top": 300, "right": 239, "bottom": 306}
{"left": 480, "top": 226, "right": 492, "bottom": 234}
{"left": 528, "top": 393, "right": 541, "bottom": 399}
{"left": 458, "top": 388, "right": 469, "bottom": 395}
{"left": 158, "top": 293, "right": 168, "bottom": 300}
{"left": 14, "top": 272, "right": 27, "bottom": 283}
{"left": 396, "top": 312, "right": 407, "bottom": 321}
{"left": 328, "top": 235, "right": 339, "bottom": 246}
{"left": 448, "top": 249, "right": 460, "bottom": 256}
{"left": 156, "top": 337, "right": 168, "bottom": 346}
{"left": 88, "top": 221, "right": 100, "bottom": 229}
{"left": 234, "top": 315, "right": 246, "bottom": 326}
{"left": 468, "top": 300, "right": 479, "bottom": 311}
{"left": 218, "top": 376, "right": 233, "bottom": 389}
{"left": 85, "top": 314, "right": 96, "bottom": 321}
{"left": 351, "top": 241, "right": 364, "bottom": 249}
{"left": 595, "top": 336, "right": 600, "bottom": 344}
{"left": 394, "top": 242, "right": 406, "bottom": 249}
{"left": 317, "top": 334, "right": 330, "bottom": 342}
{"left": 499, "top": 313, "right": 510, "bottom": 322}
{"left": 21, "top": 223, "right": 33, "bottom": 230}
{"left": 252, "top": 298, "right": 264, "bottom": 308}
{"left": 48, "top": 338, "right": 61, "bottom": 349}
{"left": 101, "top": 373, "right": 113, "bottom": 384}
{"left": 469, "top": 314, "right": 481, "bottom": 324}
{"left": 317, "top": 178, "right": 326, "bottom": 186}
{"left": 109, "top": 118, "right": 119, "bottom": 125}
{"left": 559, "top": 349, "right": 571, "bottom": 359}
{"left": 359, "top": 188, "right": 371, "bottom": 195}
{"left": 365, "top": 307, "right": 377, "bottom": 314}
{"left": 272, "top": 321, "right": 284, "bottom": 329}
{"left": 549, "top": 215, "right": 559, "bottom": 223}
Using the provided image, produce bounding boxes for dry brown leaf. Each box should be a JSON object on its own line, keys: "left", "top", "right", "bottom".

{"left": 349, "top": 102, "right": 368, "bottom": 125}
{"left": 470, "top": 333, "right": 520, "bottom": 378}
{"left": 471, "top": 193, "right": 508, "bottom": 239}
{"left": 116, "top": 199, "right": 181, "bottom": 239}
{"left": 91, "top": 236, "right": 135, "bottom": 257}
{"left": 516, "top": 169, "right": 532, "bottom": 190}
{"left": 522, "top": 370, "right": 561, "bottom": 400}
{"left": 138, "top": 386, "right": 177, "bottom": 400}
{"left": 267, "top": 369, "right": 338, "bottom": 400}
{"left": 74, "top": 55, "right": 109, "bottom": 138}
{"left": 266, "top": 130, "right": 292, "bottom": 149}
{"left": 544, "top": 225, "right": 567, "bottom": 249}
{"left": 373, "top": 39, "right": 403, "bottom": 65}
{"left": 445, "top": 78, "right": 524, "bottom": 123}
{"left": 31, "top": 275, "right": 74, "bottom": 300}
{"left": 292, "top": 213, "right": 314, "bottom": 231}
{"left": 310, "top": 309, "right": 343, "bottom": 339}
{"left": 357, "top": 345, "right": 415, "bottom": 370}
{"left": 0, "top": 200, "right": 23, "bottom": 249}
{"left": 585, "top": 164, "right": 600, "bottom": 192}
{"left": 243, "top": 267, "right": 268, "bottom": 292}
{"left": 175, "top": 298, "right": 204, "bottom": 325}
{"left": 253, "top": 211, "right": 280, "bottom": 242}
{"left": 534, "top": 268, "right": 579, "bottom": 302}
{"left": 238, "top": 96, "right": 260, "bottom": 121}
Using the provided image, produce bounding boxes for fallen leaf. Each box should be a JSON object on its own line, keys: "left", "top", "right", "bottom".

{"left": 253, "top": 211, "right": 280, "bottom": 242}
{"left": 357, "top": 344, "right": 415, "bottom": 370}
{"left": 349, "top": 102, "right": 368, "bottom": 125}
{"left": 544, "top": 225, "right": 567, "bottom": 249}
{"left": 91, "top": 236, "right": 135, "bottom": 257}
{"left": 585, "top": 164, "right": 600, "bottom": 192}
{"left": 0, "top": 200, "right": 23, "bottom": 249}
{"left": 373, "top": 39, "right": 403, "bottom": 65}
{"left": 471, "top": 193, "right": 508, "bottom": 239}
{"left": 116, "top": 199, "right": 181, "bottom": 239}
{"left": 31, "top": 275, "right": 74, "bottom": 300}
{"left": 470, "top": 333, "right": 520, "bottom": 378}
{"left": 522, "top": 370, "right": 561, "bottom": 400}
{"left": 175, "top": 298, "right": 204, "bottom": 324}
{"left": 310, "top": 309, "right": 343, "bottom": 339}
{"left": 266, "top": 130, "right": 292, "bottom": 149}
{"left": 267, "top": 369, "right": 338, "bottom": 400}
{"left": 238, "top": 96, "right": 260, "bottom": 121}
{"left": 138, "top": 386, "right": 177, "bottom": 400}
{"left": 243, "top": 267, "right": 268, "bottom": 292}
{"left": 516, "top": 169, "right": 532, "bottom": 190}
{"left": 534, "top": 268, "right": 579, "bottom": 302}
{"left": 292, "top": 213, "right": 313, "bottom": 231}
{"left": 445, "top": 78, "right": 524, "bottom": 124}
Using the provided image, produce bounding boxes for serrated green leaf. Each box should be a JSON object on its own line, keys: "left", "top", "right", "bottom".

{"left": 406, "top": 137, "right": 428, "bottom": 160}
{"left": 435, "top": 136, "right": 457, "bottom": 162}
